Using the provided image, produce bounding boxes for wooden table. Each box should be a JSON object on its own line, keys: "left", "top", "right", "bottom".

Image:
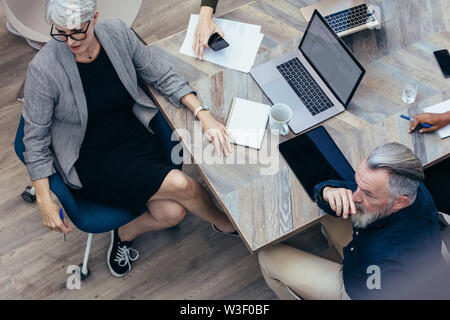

{"left": 150, "top": 0, "right": 450, "bottom": 253}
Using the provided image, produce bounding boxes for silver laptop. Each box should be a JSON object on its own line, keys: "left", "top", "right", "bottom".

{"left": 300, "top": 0, "right": 380, "bottom": 37}
{"left": 250, "top": 10, "right": 365, "bottom": 134}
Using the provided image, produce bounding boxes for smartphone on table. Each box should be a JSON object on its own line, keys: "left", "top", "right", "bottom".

{"left": 433, "top": 49, "right": 450, "bottom": 78}
{"left": 208, "top": 33, "right": 229, "bottom": 51}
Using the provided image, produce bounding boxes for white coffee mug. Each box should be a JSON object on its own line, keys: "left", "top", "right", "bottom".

{"left": 269, "top": 103, "right": 292, "bottom": 136}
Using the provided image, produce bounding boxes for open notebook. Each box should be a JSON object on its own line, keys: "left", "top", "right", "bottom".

{"left": 423, "top": 99, "right": 450, "bottom": 139}
{"left": 225, "top": 97, "right": 271, "bottom": 150}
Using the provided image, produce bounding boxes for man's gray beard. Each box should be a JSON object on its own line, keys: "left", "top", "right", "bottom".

{"left": 351, "top": 201, "right": 393, "bottom": 229}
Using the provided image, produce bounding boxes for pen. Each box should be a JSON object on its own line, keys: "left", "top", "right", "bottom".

{"left": 59, "top": 208, "right": 66, "bottom": 243}
{"left": 400, "top": 115, "right": 432, "bottom": 128}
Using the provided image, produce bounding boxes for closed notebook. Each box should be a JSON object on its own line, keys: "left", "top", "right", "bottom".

{"left": 423, "top": 99, "right": 450, "bottom": 139}
{"left": 225, "top": 97, "right": 270, "bottom": 149}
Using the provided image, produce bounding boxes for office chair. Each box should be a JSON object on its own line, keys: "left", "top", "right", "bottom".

{"left": 2, "top": 0, "right": 143, "bottom": 45}
{"left": 15, "top": 108, "right": 183, "bottom": 281}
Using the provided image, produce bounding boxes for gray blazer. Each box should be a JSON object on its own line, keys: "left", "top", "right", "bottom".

{"left": 22, "top": 19, "right": 195, "bottom": 188}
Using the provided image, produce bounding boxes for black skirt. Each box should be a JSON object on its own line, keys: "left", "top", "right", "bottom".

{"left": 73, "top": 122, "right": 177, "bottom": 216}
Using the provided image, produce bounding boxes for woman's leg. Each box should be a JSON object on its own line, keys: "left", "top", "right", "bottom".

{"left": 150, "top": 169, "right": 235, "bottom": 233}
{"left": 118, "top": 199, "right": 186, "bottom": 242}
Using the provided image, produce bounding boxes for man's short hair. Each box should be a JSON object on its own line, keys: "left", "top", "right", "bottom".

{"left": 367, "top": 142, "right": 424, "bottom": 202}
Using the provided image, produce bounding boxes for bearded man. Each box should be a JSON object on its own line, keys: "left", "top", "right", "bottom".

{"left": 258, "top": 142, "right": 450, "bottom": 299}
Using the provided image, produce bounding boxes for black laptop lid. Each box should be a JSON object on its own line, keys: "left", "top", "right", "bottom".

{"left": 279, "top": 126, "right": 355, "bottom": 200}
{"left": 299, "top": 10, "right": 365, "bottom": 108}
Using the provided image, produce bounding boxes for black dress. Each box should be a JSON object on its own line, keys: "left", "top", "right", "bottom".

{"left": 71, "top": 45, "right": 177, "bottom": 215}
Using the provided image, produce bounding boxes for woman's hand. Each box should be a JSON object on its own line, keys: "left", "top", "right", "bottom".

{"left": 193, "top": 6, "right": 224, "bottom": 59}
{"left": 179, "top": 93, "right": 233, "bottom": 156}
{"left": 198, "top": 111, "right": 233, "bottom": 156}
{"left": 37, "top": 197, "right": 72, "bottom": 234}
{"left": 409, "top": 112, "right": 450, "bottom": 133}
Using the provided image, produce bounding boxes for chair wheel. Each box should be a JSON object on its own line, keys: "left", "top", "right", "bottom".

{"left": 21, "top": 186, "right": 36, "bottom": 203}
{"left": 78, "top": 263, "right": 91, "bottom": 281}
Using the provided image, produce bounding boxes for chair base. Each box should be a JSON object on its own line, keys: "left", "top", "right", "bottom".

{"left": 21, "top": 186, "right": 36, "bottom": 203}
{"left": 78, "top": 263, "right": 91, "bottom": 281}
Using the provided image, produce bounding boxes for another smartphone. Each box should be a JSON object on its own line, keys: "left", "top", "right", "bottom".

{"left": 434, "top": 49, "right": 450, "bottom": 77}
{"left": 208, "top": 33, "right": 229, "bottom": 51}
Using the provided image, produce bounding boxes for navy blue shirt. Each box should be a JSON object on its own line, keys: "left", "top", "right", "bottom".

{"left": 314, "top": 180, "right": 450, "bottom": 299}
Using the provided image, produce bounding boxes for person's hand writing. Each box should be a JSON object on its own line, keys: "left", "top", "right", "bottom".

{"left": 409, "top": 112, "right": 450, "bottom": 133}
{"left": 37, "top": 198, "right": 72, "bottom": 234}
{"left": 193, "top": 6, "right": 224, "bottom": 60}
{"left": 322, "top": 187, "right": 356, "bottom": 219}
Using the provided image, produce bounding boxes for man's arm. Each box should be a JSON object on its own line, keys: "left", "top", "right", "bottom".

{"left": 409, "top": 111, "right": 450, "bottom": 133}
{"left": 314, "top": 180, "right": 357, "bottom": 218}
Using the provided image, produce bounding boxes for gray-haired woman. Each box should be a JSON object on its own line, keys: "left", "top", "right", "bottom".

{"left": 23, "top": 0, "right": 236, "bottom": 278}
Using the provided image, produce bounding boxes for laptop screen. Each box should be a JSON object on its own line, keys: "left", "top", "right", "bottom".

{"left": 299, "top": 10, "right": 365, "bottom": 107}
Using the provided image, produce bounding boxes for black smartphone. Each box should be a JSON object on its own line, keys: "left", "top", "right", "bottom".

{"left": 434, "top": 49, "right": 450, "bottom": 77}
{"left": 208, "top": 33, "right": 229, "bottom": 51}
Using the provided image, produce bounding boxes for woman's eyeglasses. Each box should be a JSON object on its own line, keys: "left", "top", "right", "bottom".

{"left": 50, "top": 20, "right": 91, "bottom": 42}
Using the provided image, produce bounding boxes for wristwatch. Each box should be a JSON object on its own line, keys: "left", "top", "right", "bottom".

{"left": 193, "top": 104, "right": 211, "bottom": 119}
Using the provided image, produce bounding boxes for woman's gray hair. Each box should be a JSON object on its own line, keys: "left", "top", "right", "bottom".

{"left": 367, "top": 142, "right": 424, "bottom": 203}
{"left": 46, "top": 0, "right": 97, "bottom": 28}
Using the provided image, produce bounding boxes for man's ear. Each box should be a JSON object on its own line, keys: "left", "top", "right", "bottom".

{"left": 391, "top": 195, "right": 410, "bottom": 213}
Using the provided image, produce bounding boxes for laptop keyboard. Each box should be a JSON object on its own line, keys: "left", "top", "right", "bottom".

{"left": 276, "top": 57, "right": 333, "bottom": 116}
{"left": 324, "top": 3, "right": 376, "bottom": 34}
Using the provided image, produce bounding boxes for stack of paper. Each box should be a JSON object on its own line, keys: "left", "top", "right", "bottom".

{"left": 423, "top": 99, "right": 450, "bottom": 139}
{"left": 180, "top": 14, "right": 264, "bottom": 73}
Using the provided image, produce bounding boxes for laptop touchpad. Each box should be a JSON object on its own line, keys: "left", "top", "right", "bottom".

{"left": 263, "top": 78, "right": 304, "bottom": 112}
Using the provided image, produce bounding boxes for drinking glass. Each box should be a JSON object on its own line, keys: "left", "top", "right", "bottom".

{"left": 402, "top": 83, "right": 419, "bottom": 104}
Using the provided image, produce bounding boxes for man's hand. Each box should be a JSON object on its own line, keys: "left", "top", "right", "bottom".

{"left": 193, "top": 6, "right": 225, "bottom": 59}
{"left": 322, "top": 187, "right": 356, "bottom": 219}
{"left": 409, "top": 112, "right": 450, "bottom": 133}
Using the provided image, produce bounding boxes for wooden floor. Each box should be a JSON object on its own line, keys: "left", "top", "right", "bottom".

{"left": 0, "top": 0, "right": 332, "bottom": 300}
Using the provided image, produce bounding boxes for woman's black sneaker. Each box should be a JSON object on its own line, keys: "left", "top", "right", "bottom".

{"left": 107, "top": 229, "right": 139, "bottom": 278}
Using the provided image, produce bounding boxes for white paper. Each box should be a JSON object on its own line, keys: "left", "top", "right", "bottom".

{"left": 423, "top": 99, "right": 450, "bottom": 139}
{"left": 226, "top": 98, "right": 270, "bottom": 149}
{"left": 180, "top": 14, "right": 264, "bottom": 73}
